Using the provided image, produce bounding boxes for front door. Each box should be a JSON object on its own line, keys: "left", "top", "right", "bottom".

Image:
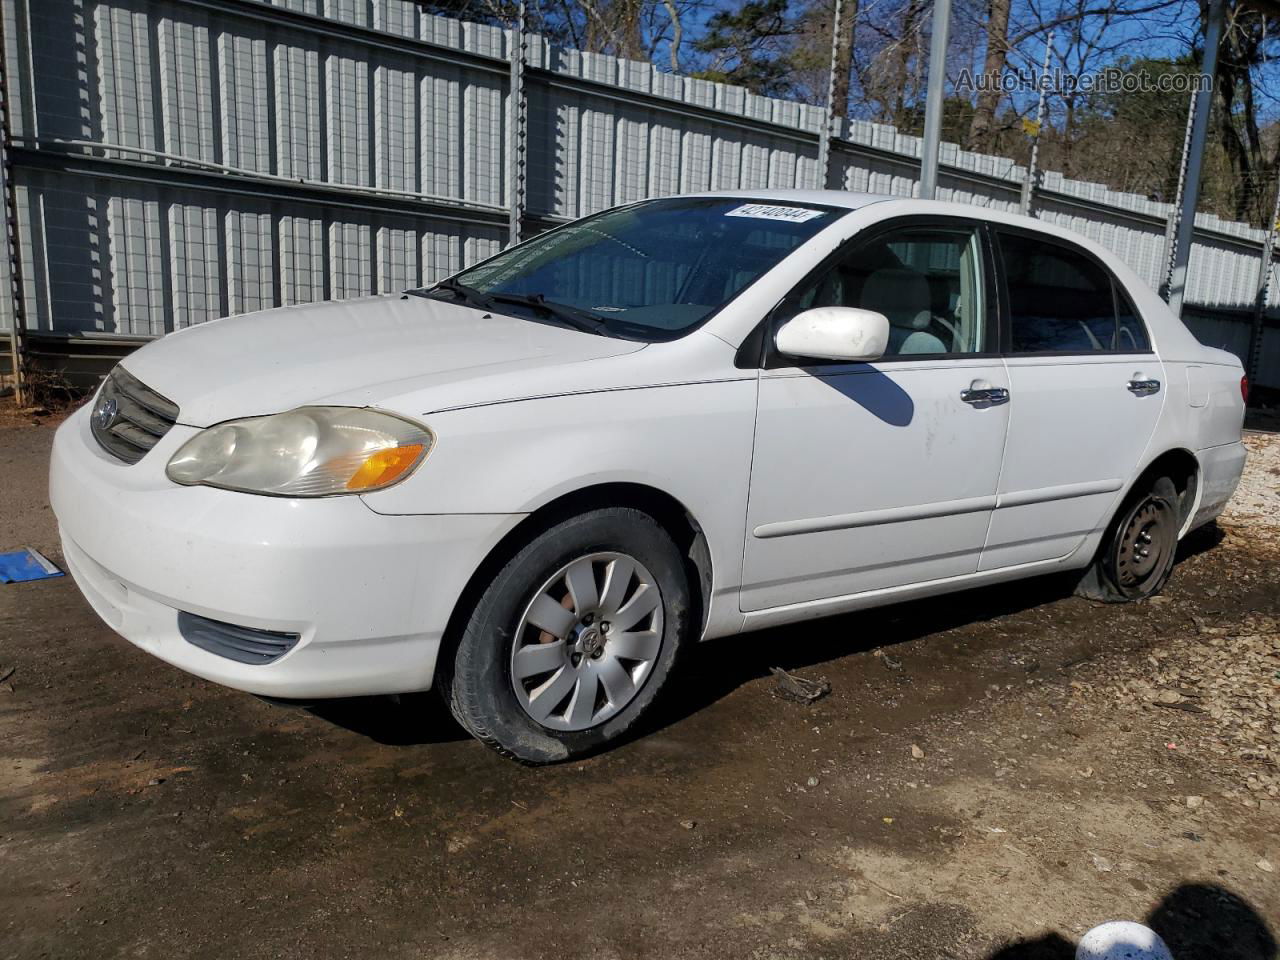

{"left": 741, "top": 220, "right": 1010, "bottom": 612}
{"left": 978, "top": 229, "right": 1165, "bottom": 570}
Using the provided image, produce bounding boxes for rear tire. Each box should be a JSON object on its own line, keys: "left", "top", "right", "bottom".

{"left": 1077, "top": 475, "right": 1180, "bottom": 602}
{"left": 446, "top": 507, "right": 691, "bottom": 763}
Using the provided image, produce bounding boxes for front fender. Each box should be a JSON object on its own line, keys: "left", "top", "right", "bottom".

{"left": 361, "top": 379, "right": 760, "bottom": 638}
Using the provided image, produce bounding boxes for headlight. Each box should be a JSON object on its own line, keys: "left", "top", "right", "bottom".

{"left": 166, "top": 407, "right": 433, "bottom": 497}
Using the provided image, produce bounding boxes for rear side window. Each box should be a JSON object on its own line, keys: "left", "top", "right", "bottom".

{"left": 998, "top": 233, "right": 1149, "bottom": 353}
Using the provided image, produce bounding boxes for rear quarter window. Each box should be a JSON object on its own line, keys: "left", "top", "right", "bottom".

{"left": 1115, "top": 290, "right": 1151, "bottom": 352}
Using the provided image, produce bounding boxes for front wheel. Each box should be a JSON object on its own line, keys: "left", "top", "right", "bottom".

{"left": 446, "top": 507, "right": 691, "bottom": 763}
{"left": 1078, "top": 475, "right": 1180, "bottom": 602}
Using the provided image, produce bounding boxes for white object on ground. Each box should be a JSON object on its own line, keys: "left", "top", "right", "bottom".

{"left": 1077, "top": 922, "right": 1174, "bottom": 960}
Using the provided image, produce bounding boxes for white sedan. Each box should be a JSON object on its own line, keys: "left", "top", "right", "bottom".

{"left": 50, "top": 191, "right": 1247, "bottom": 762}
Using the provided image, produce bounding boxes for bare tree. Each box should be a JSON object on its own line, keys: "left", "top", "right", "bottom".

{"left": 661, "top": 0, "right": 684, "bottom": 71}
{"left": 1212, "top": 1, "right": 1278, "bottom": 222}
{"left": 890, "top": 0, "right": 927, "bottom": 123}
{"left": 967, "top": 0, "right": 1012, "bottom": 149}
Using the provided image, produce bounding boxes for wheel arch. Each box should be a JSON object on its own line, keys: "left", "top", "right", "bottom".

{"left": 1074, "top": 446, "right": 1200, "bottom": 601}
{"left": 434, "top": 482, "right": 713, "bottom": 687}
{"left": 1127, "top": 447, "right": 1201, "bottom": 535}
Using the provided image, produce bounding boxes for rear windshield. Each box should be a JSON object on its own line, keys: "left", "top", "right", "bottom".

{"left": 447, "top": 197, "right": 846, "bottom": 340}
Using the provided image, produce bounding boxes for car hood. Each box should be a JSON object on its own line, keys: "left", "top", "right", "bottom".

{"left": 121, "top": 294, "right": 647, "bottom": 427}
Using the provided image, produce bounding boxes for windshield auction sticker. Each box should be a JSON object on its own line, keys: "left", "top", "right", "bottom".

{"left": 725, "top": 203, "right": 826, "bottom": 223}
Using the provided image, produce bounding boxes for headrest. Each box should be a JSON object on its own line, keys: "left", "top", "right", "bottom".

{"left": 861, "top": 268, "right": 932, "bottom": 331}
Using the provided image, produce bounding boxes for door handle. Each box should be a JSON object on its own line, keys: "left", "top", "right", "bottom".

{"left": 1127, "top": 377, "right": 1161, "bottom": 396}
{"left": 961, "top": 381, "right": 1010, "bottom": 405}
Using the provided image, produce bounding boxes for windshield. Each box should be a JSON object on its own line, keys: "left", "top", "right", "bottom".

{"left": 435, "top": 197, "right": 847, "bottom": 340}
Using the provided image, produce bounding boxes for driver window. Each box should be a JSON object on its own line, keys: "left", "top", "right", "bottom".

{"left": 784, "top": 227, "right": 987, "bottom": 357}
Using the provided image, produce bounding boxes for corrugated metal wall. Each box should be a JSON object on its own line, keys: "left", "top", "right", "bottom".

{"left": 2, "top": 0, "right": 1278, "bottom": 385}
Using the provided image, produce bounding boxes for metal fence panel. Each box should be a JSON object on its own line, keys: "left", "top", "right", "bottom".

{"left": 1, "top": 0, "right": 1278, "bottom": 387}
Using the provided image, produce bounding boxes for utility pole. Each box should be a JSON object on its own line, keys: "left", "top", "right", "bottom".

{"left": 1167, "top": 0, "right": 1225, "bottom": 317}
{"left": 918, "top": 0, "right": 953, "bottom": 200}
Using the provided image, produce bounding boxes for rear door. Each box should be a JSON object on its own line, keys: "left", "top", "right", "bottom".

{"left": 979, "top": 229, "right": 1165, "bottom": 570}
{"left": 741, "top": 218, "right": 1010, "bottom": 611}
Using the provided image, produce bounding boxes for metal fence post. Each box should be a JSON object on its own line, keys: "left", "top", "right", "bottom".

{"left": 0, "top": 6, "right": 27, "bottom": 405}
{"left": 1019, "top": 30, "right": 1053, "bottom": 217}
{"left": 1246, "top": 176, "right": 1280, "bottom": 386}
{"left": 815, "top": 0, "right": 843, "bottom": 190}
{"left": 1159, "top": 91, "right": 1197, "bottom": 299}
{"left": 918, "top": 0, "right": 952, "bottom": 200}
{"left": 1167, "top": 0, "right": 1225, "bottom": 317}
{"left": 507, "top": 0, "right": 528, "bottom": 247}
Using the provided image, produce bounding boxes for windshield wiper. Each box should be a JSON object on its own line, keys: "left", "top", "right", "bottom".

{"left": 485, "top": 292, "right": 612, "bottom": 335}
{"left": 411, "top": 281, "right": 612, "bottom": 335}
{"left": 415, "top": 276, "right": 494, "bottom": 311}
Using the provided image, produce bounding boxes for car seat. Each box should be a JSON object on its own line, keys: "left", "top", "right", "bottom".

{"left": 860, "top": 268, "right": 947, "bottom": 354}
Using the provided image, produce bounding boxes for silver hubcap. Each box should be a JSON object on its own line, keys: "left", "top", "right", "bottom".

{"left": 509, "top": 552, "right": 663, "bottom": 731}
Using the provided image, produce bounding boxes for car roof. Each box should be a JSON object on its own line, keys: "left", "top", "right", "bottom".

{"left": 686, "top": 189, "right": 890, "bottom": 210}
{"left": 687, "top": 191, "right": 1122, "bottom": 258}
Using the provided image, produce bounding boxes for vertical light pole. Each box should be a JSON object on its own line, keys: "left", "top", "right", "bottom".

{"left": 507, "top": 0, "right": 528, "bottom": 247}
{"left": 1167, "top": 0, "right": 1225, "bottom": 317}
{"left": 918, "top": 0, "right": 953, "bottom": 199}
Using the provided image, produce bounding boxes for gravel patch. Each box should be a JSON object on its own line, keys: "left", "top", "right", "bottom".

{"left": 1223, "top": 431, "right": 1280, "bottom": 535}
{"left": 1106, "top": 615, "right": 1279, "bottom": 804}
{"left": 1091, "top": 431, "right": 1280, "bottom": 810}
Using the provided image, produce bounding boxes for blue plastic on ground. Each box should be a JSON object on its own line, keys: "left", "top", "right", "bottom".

{"left": 0, "top": 547, "right": 65, "bottom": 583}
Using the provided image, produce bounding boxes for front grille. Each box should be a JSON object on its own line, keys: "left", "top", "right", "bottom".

{"left": 177, "top": 612, "right": 301, "bottom": 665}
{"left": 90, "top": 366, "right": 179, "bottom": 464}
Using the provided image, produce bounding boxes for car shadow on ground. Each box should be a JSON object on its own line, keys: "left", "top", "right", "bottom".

{"left": 305, "top": 523, "right": 1225, "bottom": 749}
{"left": 303, "top": 692, "right": 469, "bottom": 746}
{"left": 639, "top": 522, "right": 1225, "bottom": 740}
{"left": 987, "top": 882, "right": 1277, "bottom": 960}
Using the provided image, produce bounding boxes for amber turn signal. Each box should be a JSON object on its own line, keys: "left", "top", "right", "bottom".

{"left": 346, "top": 444, "right": 426, "bottom": 491}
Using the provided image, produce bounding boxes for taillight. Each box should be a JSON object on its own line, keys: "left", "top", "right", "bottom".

{"left": 1241, "top": 375, "right": 1249, "bottom": 404}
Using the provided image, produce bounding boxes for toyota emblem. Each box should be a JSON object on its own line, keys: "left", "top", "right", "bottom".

{"left": 95, "top": 394, "right": 118, "bottom": 429}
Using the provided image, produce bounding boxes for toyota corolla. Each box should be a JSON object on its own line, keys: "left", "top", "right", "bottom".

{"left": 50, "top": 191, "right": 1247, "bottom": 761}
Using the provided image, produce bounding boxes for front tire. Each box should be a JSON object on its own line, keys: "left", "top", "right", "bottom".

{"left": 447, "top": 507, "right": 691, "bottom": 763}
{"left": 1078, "top": 475, "right": 1180, "bottom": 602}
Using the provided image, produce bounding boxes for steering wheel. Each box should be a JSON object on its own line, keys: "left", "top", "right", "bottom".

{"left": 931, "top": 314, "right": 962, "bottom": 351}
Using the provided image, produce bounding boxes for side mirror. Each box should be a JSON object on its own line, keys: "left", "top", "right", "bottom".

{"left": 774, "top": 306, "right": 889, "bottom": 362}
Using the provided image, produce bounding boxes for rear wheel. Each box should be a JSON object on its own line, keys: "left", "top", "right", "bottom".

{"left": 1078, "top": 475, "right": 1180, "bottom": 602}
{"left": 446, "top": 507, "right": 690, "bottom": 763}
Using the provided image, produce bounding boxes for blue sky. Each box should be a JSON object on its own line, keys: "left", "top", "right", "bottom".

{"left": 650, "top": 0, "right": 1279, "bottom": 124}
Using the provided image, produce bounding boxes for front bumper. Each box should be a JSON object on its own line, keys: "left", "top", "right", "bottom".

{"left": 50, "top": 406, "right": 521, "bottom": 698}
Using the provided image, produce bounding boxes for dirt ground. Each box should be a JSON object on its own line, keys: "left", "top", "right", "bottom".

{"left": 1, "top": 407, "right": 1277, "bottom": 960}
